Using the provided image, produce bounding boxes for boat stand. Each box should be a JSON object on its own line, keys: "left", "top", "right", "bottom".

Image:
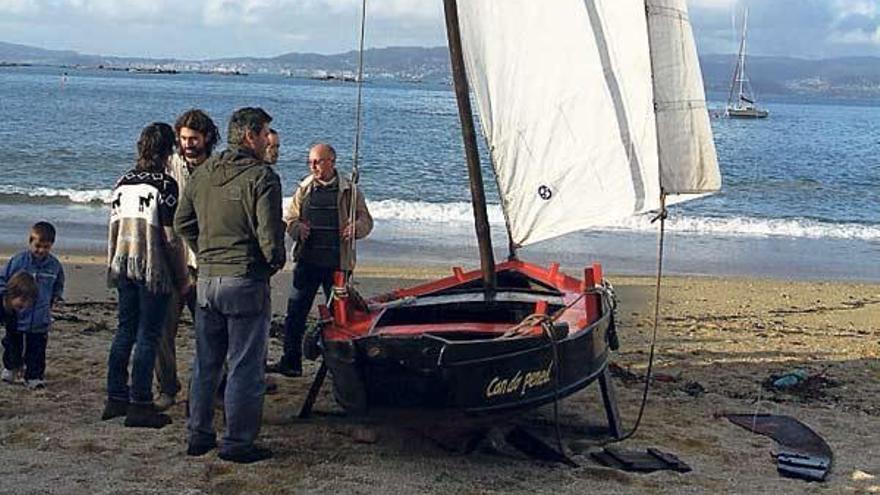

{"left": 598, "top": 366, "right": 624, "bottom": 439}
{"left": 298, "top": 361, "right": 328, "bottom": 419}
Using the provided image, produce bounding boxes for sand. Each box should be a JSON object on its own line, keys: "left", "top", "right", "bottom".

{"left": 1, "top": 255, "right": 878, "bottom": 495}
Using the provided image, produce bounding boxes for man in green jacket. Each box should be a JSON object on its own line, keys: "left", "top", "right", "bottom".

{"left": 174, "top": 107, "right": 285, "bottom": 464}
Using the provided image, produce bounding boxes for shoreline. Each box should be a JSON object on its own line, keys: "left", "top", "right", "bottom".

{"left": 0, "top": 257, "right": 878, "bottom": 493}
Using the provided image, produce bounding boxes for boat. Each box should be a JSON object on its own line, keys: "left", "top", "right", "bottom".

{"left": 301, "top": 0, "right": 721, "bottom": 433}
{"left": 726, "top": 8, "right": 768, "bottom": 118}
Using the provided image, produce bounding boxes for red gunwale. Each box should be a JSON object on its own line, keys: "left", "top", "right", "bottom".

{"left": 322, "top": 261, "right": 605, "bottom": 342}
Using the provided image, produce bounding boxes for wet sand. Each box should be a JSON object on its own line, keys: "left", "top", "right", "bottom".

{"left": 1, "top": 256, "right": 878, "bottom": 494}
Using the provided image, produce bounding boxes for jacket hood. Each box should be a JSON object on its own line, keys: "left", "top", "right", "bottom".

{"left": 206, "top": 147, "right": 264, "bottom": 186}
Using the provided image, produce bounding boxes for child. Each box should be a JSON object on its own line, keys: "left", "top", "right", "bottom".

{"left": 1, "top": 272, "right": 40, "bottom": 383}
{"left": 0, "top": 222, "right": 65, "bottom": 389}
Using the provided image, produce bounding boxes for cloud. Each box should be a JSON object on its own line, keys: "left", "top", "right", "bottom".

{"left": 0, "top": 0, "right": 879, "bottom": 58}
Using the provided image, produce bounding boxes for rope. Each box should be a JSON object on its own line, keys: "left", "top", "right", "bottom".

{"left": 606, "top": 191, "right": 668, "bottom": 443}
{"left": 346, "top": 0, "right": 368, "bottom": 284}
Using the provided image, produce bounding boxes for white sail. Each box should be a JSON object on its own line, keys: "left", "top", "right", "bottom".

{"left": 457, "top": 0, "right": 719, "bottom": 247}
{"left": 647, "top": 0, "right": 721, "bottom": 193}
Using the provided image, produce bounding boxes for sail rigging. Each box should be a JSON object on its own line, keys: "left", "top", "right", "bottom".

{"left": 457, "top": 0, "right": 720, "bottom": 248}
{"left": 725, "top": 8, "right": 768, "bottom": 118}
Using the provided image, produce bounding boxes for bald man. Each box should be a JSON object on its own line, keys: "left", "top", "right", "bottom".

{"left": 268, "top": 143, "right": 373, "bottom": 377}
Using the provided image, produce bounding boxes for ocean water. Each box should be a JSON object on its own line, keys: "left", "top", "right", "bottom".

{"left": 0, "top": 66, "right": 877, "bottom": 280}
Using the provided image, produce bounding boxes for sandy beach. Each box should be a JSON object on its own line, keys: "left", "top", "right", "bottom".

{"left": 0, "top": 254, "right": 878, "bottom": 495}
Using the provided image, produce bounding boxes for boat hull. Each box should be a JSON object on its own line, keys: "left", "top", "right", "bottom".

{"left": 727, "top": 107, "right": 768, "bottom": 118}
{"left": 317, "top": 261, "right": 617, "bottom": 417}
{"left": 324, "top": 308, "right": 614, "bottom": 415}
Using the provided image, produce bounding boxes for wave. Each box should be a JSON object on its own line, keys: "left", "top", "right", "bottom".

{"left": 0, "top": 186, "right": 112, "bottom": 204}
{"left": 367, "top": 199, "right": 880, "bottom": 241}
{"left": 1, "top": 189, "right": 877, "bottom": 241}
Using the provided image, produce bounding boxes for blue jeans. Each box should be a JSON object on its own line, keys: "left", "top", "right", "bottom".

{"left": 281, "top": 261, "right": 336, "bottom": 368}
{"left": 107, "top": 278, "right": 170, "bottom": 404}
{"left": 188, "top": 276, "right": 270, "bottom": 454}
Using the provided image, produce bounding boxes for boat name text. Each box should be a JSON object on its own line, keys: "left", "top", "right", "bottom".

{"left": 485, "top": 363, "right": 553, "bottom": 399}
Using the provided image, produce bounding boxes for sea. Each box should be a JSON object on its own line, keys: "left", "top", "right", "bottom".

{"left": 0, "top": 65, "right": 878, "bottom": 281}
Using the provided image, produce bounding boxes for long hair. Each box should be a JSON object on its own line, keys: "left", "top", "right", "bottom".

{"left": 174, "top": 109, "right": 219, "bottom": 156}
{"left": 136, "top": 122, "right": 175, "bottom": 172}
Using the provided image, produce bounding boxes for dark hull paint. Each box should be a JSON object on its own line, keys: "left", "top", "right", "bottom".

{"left": 324, "top": 303, "right": 614, "bottom": 416}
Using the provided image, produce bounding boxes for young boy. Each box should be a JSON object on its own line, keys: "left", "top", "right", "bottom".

{"left": 1, "top": 272, "right": 40, "bottom": 383}
{"left": 0, "top": 222, "right": 65, "bottom": 389}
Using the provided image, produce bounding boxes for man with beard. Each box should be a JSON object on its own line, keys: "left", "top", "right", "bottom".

{"left": 154, "top": 109, "right": 219, "bottom": 411}
{"left": 176, "top": 107, "right": 285, "bottom": 463}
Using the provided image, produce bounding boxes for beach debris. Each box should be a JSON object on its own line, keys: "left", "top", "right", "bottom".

{"left": 724, "top": 414, "right": 832, "bottom": 482}
{"left": 852, "top": 470, "right": 875, "bottom": 481}
{"left": 681, "top": 381, "right": 706, "bottom": 397}
{"left": 771, "top": 369, "right": 808, "bottom": 389}
{"left": 653, "top": 371, "right": 680, "bottom": 383}
{"left": 608, "top": 362, "right": 641, "bottom": 384}
{"left": 762, "top": 367, "right": 837, "bottom": 400}
{"left": 591, "top": 447, "right": 691, "bottom": 474}
{"left": 81, "top": 320, "right": 110, "bottom": 334}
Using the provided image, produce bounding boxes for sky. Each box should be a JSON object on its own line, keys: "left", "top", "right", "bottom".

{"left": 1, "top": 0, "right": 879, "bottom": 59}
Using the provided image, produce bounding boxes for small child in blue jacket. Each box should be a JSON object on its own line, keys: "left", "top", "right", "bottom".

{"left": 1, "top": 222, "right": 65, "bottom": 389}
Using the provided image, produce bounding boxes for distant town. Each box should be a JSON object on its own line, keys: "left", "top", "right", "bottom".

{"left": 4, "top": 41, "right": 880, "bottom": 98}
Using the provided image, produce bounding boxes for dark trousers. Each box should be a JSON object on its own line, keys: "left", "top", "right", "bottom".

{"left": 2, "top": 328, "right": 48, "bottom": 380}
{"left": 281, "top": 261, "right": 335, "bottom": 368}
{"left": 107, "top": 278, "right": 170, "bottom": 404}
{"left": 188, "top": 276, "right": 270, "bottom": 455}
{"left": 156, "top": 270, "right": 197, "bottom": 397}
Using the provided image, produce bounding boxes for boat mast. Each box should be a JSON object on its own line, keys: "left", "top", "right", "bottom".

{"left": 738, "top": 8, "right": 748, "bottom": 103}
{"left": 442, "top": 0, "right": 497, "bottom": 294}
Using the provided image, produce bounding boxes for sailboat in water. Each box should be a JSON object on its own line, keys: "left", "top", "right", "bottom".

{"left": 726, "top": 8, "right": 768, "bottom": 118}
{"left": 302, "top": 0, "right": 720, "bottom": 431}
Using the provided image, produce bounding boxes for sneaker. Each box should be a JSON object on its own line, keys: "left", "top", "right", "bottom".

{"left": 124, "top": 403, "right": 172, "bottom": 429}
{"left": 1, "top": 368, "right": 19, "bottom": 384}
{"left": 101, "top": 399, "right": 129, "bottom": 420}
{"left": 186, "top": 438, "right": 217, "bottom": 457}
{"left": 218, "top": 445, "right": 273, "bottom": 464}
{"left": 266, "top": 360, "right": 302, "bottom": 378}
{"left": 154, "top": 393, "right": 175, "bottom": 412}
{"left": 25, "top": 379, "right": 46, "bottom": 390}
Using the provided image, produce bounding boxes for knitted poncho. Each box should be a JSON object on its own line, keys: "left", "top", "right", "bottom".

{"left": 107, "top": 169, "right": 181, "bottom": 294}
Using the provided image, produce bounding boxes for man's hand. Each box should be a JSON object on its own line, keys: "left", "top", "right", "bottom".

{"left": 299, "top": 221, "right": 311, "bottom": 242}
{"left": 341, "top": 222, "right": 356, "bottom": 241}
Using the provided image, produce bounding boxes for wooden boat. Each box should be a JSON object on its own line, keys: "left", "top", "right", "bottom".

{"left": 301, "top": 0, "right": 721, "bottom": 436}
{"left": 726, "top": 8, "right": 769, "bottom": 119}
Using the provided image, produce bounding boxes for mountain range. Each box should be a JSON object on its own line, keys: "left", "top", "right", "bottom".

{"left": 3, "top": 41, "right": 880, "bottom": 98}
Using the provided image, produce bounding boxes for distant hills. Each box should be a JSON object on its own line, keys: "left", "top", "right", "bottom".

{"left": 3, "top": 41, "right": 880, "bottom": 98}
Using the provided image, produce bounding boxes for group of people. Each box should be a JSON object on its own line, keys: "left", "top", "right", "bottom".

{"left": 0, "top": 107, "right": 373, "bottom": 464}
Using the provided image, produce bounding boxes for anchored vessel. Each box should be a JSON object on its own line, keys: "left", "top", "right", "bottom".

{"left": 726, "top": 8, "right": 769, "bottom": 118}
{"left": 303, "top": 0, "right": 722, "bottom": 435}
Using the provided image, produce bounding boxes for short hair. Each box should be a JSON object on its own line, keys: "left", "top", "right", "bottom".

{"left": 4, "top": 272, "right": 38, "bottom": 305}
{"left": 228, "top": 107, "right": 272, "bottom": 148}
{"left": 136, "top": 122, "right": 176, "bottom": 172}
{"left": 30, "top": 221, "right": 56, "bottom": 243}
{"left": 174, "top": 109, "right": 219, "bottom": 156}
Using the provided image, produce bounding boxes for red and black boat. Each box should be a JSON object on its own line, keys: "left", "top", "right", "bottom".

{"left": 299, "top": 0, "right": 720, "bottom": 440}
{"left": 311, "top": 260, "right": 620, "bottom": 433}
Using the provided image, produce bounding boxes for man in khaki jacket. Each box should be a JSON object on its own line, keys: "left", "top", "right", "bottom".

{"left": 268, "top": 143, "right": 372, "bottom": 377}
